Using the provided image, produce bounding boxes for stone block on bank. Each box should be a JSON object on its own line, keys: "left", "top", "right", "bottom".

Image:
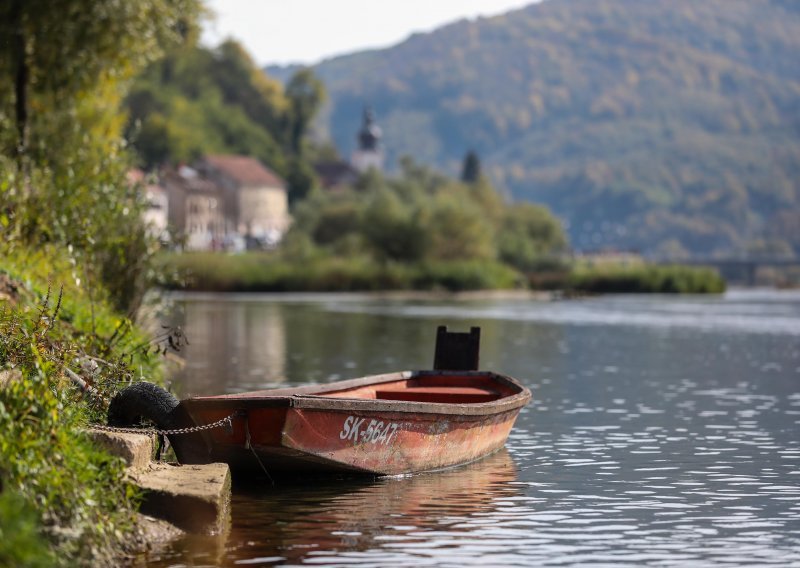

{"left": 86, "top": 429, "right": 155, "bottom": 471}
{"left": 131, "top": 462, "right": 231, "bottom": 535}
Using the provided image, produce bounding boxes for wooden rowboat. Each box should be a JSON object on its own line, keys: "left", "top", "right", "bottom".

{"left": 114, "top": 327, "right": 531, "bottom": 477}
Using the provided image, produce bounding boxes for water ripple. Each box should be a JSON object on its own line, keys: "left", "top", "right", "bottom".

{"left": 147, "top": 291, "right": 800, "bottom": 567}
{"left": 323, "top": 291, "right": 800, "bottom": 337}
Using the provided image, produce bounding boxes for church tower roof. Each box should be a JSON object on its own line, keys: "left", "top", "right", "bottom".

{"left": 357, "top": 106, "right": 382, "bottom": 151}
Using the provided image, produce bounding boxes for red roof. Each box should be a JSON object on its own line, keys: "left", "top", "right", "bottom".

{"left": 204, "top": 155, "right": 285, "bottom": 187}
{"left": 127, "top": 168, "right": 146, "bottom": 184}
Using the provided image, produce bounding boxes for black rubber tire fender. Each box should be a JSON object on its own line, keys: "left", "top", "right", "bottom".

{"left": 107, "top": 381, "right": 181, "bottom": 431}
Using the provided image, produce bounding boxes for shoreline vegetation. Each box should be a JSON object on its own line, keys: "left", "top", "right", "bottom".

{"left": 160, "top": 252, "right": 727, "bottom": 295}
{"left": 1, "top": 2, "right": 206, "bottom": 565}
{"left": 0, "top": 245, "right": 171, "bottom": 566}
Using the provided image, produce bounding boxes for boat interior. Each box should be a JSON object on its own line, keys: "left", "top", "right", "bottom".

{"left": 319, "top": 373, "right": 513, "bottom": 404}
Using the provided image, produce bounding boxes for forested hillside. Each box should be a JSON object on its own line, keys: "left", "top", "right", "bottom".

{"left": 125, "top": 40, "right": 326, "bottom": 202}
{"left": 127, "top": 40, "right": 289, "bottom": 171}
{"left": 281, "top": 0, "right": 800, "bottom": 256}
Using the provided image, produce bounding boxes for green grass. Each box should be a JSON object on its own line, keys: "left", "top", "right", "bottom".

{"left": 158, "top": 252, "right": 526, "bottom": 292}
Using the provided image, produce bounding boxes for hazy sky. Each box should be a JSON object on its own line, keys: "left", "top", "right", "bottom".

{"left": 201, "top": 0, "right": 537, "bottom": 66}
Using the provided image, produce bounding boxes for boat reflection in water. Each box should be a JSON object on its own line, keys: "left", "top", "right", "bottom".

{"left": 149, "top": 448, "right": 520, "bottom": 566}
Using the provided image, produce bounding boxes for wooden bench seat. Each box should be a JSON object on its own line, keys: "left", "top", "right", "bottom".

{"left": 374, "top": 387, "right": 500, "bottom": 404}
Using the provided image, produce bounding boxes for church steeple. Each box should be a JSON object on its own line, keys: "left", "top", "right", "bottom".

{"left": 351, "top": 105, "right": 384, "bottom": 173}
{"left": 358, "top": 106, "right": 382, "bottom": 151}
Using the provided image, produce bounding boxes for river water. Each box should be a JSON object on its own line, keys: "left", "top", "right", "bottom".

{"left": 143, "top": 290, "right": 800, "bottom": 567}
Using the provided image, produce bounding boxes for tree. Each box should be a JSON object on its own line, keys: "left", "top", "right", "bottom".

{"left": 207, "top": 40, "right": 287, "bottom": 138}
{"left": 281, "top": 152, "right": 568, "bottom": 272}
{"left": 0, "top": 0, "right": 200, "bottom": 173}
{"left": 460, "top": 150, "right": 482, "bottom": 183}
{"left": 397, "top": 155, "right": 449, "bottom": 195}
{"left": 427, "top": 192, "right": 495, "bottom": 261}
{"left": 0, "top": 0, "right": 202, "bottom": 312}
{"left": 125, "top": 40, "right": 288, "bottom": 171}
{"left": 285, "top": 157, "right": 319, "bottom": 208}
{"left": 284, "top": 68, "right": 326, "bottom": 156}
{"left": 362, "top": 189, "right": 428, "bottom": 262}
{"left": 496, "top": 203, "right": 568, "bottom": 271}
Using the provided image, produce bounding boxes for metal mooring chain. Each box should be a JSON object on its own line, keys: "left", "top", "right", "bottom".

{"left": 90, "top": 412, "right": 237, "bottom": 436}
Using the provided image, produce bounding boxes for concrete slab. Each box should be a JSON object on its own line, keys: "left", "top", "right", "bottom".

{"left": 0, "top": 368, "right": 21, "bottom": 389}
{"left": 86, "top": 429, "right": 155, "bottom": 471}
{"left": 131, "top": 462, "right": 231, "bottom": 535}
{"left": 86, "top": 429, "right": 232, "bottom": 535}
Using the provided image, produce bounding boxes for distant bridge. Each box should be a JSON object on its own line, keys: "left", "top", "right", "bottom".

{"left": 654, "top": 257, "right": 800, "bottom": 285}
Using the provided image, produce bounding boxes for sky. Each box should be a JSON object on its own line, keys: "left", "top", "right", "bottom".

{"left": 201, "top": 0, "right": 537, "bottom": 67}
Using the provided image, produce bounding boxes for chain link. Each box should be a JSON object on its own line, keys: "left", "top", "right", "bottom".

{"left": 90, "top": 412, "right": 237, "bottom": 436}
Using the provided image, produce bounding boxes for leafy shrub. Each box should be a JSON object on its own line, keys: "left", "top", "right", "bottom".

{"left": 567, "top": 264, "right": 726, "bottom": 294}
{"left": 281, "top": 161, "right": 567, "bottom": 268}
{"left": 0, "top": 490, "right": 55, "bottom": 568}
{"left": 0, "top": 362, "right": 137, "bottom": 563}
{"left": 158, "top": 252, "right": 525, "bottom": 292}
{"left": 0, "top": 245, "right": 169, "bottom": 565}
{"left": 497, "top": 204, "right": 568, "bottom": 271}
{"left": 412, "top": 260, "right": 524, "bottom": 291}
{"left": 1, "top": 152, "right": 156, "bottom": 315}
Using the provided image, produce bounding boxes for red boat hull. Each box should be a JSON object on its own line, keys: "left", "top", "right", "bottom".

{"left": 178, "top": 371, "right": 530, "bottom": 476}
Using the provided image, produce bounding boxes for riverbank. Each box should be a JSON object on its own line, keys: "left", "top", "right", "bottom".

{"left": 158, "top": 251, "right": 726, "bottom": 295}
{"left": 0, "top": 245, "right": 170, "bottom": 566}
{"left": 563, "top": 262, "right": 726, "bottom": 294}
{"left": 158, "top": 252, "right": 524, "bottom": 292}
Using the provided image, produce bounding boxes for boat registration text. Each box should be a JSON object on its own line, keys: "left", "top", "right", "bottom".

{"left": 340, "top": 416, "right": 400, "bottom": 445}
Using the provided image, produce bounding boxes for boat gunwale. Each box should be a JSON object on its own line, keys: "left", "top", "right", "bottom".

{"left": 182, "top": 370, "right": 531, "bottom": 417}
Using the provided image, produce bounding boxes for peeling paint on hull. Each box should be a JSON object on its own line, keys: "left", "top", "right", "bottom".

{"left": 179, "top": 370, "right": 531, "bottom": 477}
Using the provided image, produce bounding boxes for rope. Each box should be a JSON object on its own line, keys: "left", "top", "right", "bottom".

{"left": 245, "top": 416, "right": 274, "bottom": 486}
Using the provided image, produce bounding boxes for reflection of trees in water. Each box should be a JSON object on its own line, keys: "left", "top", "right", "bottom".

{"left": 221, "top": 449, "right": 518, "bottom": 565}
{"left": 281, "top": 306, "right": 434, "bottom": 383}
{"left": 171, "top": 299, "right": 287, "bottom": 397}
{"left": 167, "top": 296, "right": 566, "bottom": 398}
{"left": 280, "top": 300, "right": 565, "bottom": 388}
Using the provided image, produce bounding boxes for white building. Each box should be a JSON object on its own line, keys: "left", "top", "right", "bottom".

{"left": 161, "top": 155, "right": 291, "bottom": 251}
{"left": 129, "top": 169, "right": 169, "bottom": 241}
